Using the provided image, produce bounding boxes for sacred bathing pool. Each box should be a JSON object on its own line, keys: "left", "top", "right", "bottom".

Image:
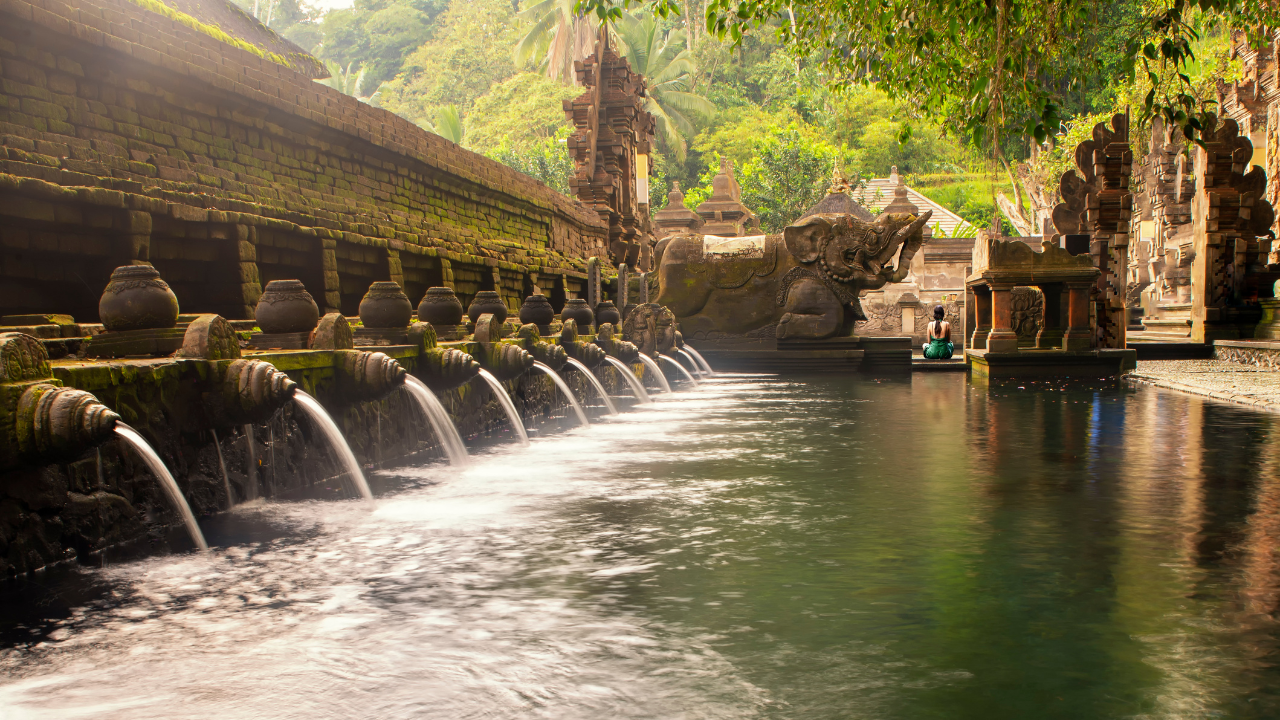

{"left": 2, "top": 0, "right": 1280, "bottom": 716}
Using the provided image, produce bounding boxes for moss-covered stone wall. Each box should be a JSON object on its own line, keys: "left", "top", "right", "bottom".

{"left": 0, "top": 0, "right": 605, "bottom": 322}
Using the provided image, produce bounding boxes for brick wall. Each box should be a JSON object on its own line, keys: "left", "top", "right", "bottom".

{"left": 0, "top": 0, "right": 609, "bottom": 320}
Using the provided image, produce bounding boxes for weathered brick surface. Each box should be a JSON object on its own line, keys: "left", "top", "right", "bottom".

{"left": 0, "top": 0, "right": 607, "bottom": 319}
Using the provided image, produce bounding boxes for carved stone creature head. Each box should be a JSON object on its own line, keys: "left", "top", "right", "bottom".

{"left": 622, "top": 303, "right": 678, "bottom": 357}
{"left": 784, "top": 211, "right": 932, "bottom": 290}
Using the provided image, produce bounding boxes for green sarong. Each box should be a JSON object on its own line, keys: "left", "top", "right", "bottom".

{"left": 923, "top": 338, "right": 954, "bottom": 359}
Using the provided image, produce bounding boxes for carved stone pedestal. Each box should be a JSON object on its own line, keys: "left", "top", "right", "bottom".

{"left": 249, "top": 331, "right": 311, "bottom": 350}
{"left": 85, "top": 327, "right": 186, "bottom": 358}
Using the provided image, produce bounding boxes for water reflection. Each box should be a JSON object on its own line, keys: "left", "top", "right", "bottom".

{"left": 1, "top": 374, "right": 1279, "bottom": 718}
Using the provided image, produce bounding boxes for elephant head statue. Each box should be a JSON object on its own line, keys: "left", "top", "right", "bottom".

{"left": 784, "top": 211, "right": 932, "bottom": 293}
{"left": 654, "top": 210, "right": 931, "bottom": 342}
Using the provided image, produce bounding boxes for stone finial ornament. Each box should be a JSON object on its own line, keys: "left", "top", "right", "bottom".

{"left": 312, "top": 313, "right": 354, "bottom": 350}
{"left": 177, "top": 314, "right": 241, "bottom": 360}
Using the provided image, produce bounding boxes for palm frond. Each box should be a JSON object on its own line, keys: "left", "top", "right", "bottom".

{"left": 653, "top": 90, "right": 715, "bottom": 121}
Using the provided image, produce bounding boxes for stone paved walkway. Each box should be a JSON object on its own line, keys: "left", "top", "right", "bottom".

{"left": 1128, "top": 359, "right": 1280, "bottom": 412}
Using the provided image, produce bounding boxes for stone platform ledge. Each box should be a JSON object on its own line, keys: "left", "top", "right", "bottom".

{"left": 689, "top": 348, "right": 865, "bottom": 374}
{"left": 1128, "top": 359, "right": 1280, "bottom": 413}
{"left": 966, "top": 348, "right": 1137, "bottom": 379}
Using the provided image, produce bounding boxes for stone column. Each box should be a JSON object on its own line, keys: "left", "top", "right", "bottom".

{"left": 320, "top": 238, "right": 341, "bottom": 315}
{"left": 234, "top": 224, "right": 262, "bottom": 320}
{"left": 970, "top": 287, "right": 991, "bottom": 349}
{"left": 618, "top": 263, "right": 629, "bottom": 307}
{"left": 114, "top": 210, "right": 151, "bottom": 265}
{"left": 587, "top": 257, "right": 601, "bottom": 308}
{"left": 386, "top": 247, "right": 405, "bottom": 289}
{"left": 440, "top": 258, "right": 455, "bottom": 289}
{"left": 1035, "top": 283, "right": 1065, "bottom": 349}
{"left": 1064, "top": 282, "right": 1093, "bottom": 350}
{"left": 986, "top": 284, "right": 1019, "bottom": 352}
{"left": 898, "top": 293, "right": 920, "bottom": 335}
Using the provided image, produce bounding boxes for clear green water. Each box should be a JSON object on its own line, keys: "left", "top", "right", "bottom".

{"left": 2, "top": 373, "right": 1279, "bottom": 719}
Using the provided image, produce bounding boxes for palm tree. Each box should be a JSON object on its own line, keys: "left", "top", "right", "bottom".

{"left": 613, "top": 14, "right": 714, "bottom": 162}
{"left": 417, "top": 105, "right": 464, "bottom": 145}
{"left": 317, "top": 61, "right": 367, "bottom": 98}
{"left": 512, "top": 0, "right": 596, "bottom": 84}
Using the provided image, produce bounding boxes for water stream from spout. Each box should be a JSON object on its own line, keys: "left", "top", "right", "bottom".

{"left": 243, "top": 423, "right": 258, "bottom": 500}
{"left": 603, "top": 356, "right": 651, "bottom": 404}
{"left": 532, "top": 362, "right": 589, "bottom": 427}
{"left": 210, "top": 428, "right": 233, "bottom": 507}
{"left": 637, "top": 354, "right": 672, "bottom": 393}
{"left": 114, "top": 424, "right": 208, "bottom": 551}
{"left": 660, "top": 355, "right": 699, "bottom": 387}
{"left": 403, "top": 376, "right": 469, "bottom": 465}
{"left": 563, "top": 357, "right": 618, "bottom": 415}
{"left": 476, "top": 369, "right": 530, "bottom": 446}
{"left": 293, "top": 391, "right": 374, "bottom": 501}
{"left": 677, "top": 349, "right": 703, "bottom": 376}
{"left": 684, "top": 345, "right": 714, "bottom": 374}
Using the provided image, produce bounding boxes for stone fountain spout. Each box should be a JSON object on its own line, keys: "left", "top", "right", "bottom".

{"left": 336, "top": 350, "right": 408, "bottom": 400}
{"left": 473, "top": 313, "right": 534, "bottom": 381}
{"left": 593, "top": 323, "right": 640, "bottom": 363}
{"left": 408, "top": 322, "right": 481, "bottom": 391}
{"left": 219, "top": 359, "right": 298, "bottom": 424}
{"left": 516, "top": 324, "right": 569, "bottom": 371}
{"left": 557, "top": 319, "right": 607, "bottom": 368}
{"left": 0, "top": 333, "right": 120, "bottom": 468}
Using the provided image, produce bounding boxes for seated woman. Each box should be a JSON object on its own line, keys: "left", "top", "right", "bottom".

{"left": 922, "top": 305, "right": 954, "bottom": 359}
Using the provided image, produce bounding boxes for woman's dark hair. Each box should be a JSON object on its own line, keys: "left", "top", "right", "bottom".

{"left": 933, "top": 305, "right": 945, "bottom": 320}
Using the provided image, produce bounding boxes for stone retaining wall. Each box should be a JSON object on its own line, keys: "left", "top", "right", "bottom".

{"left": 0, "top": 0, "right": 608, "bottom": 323}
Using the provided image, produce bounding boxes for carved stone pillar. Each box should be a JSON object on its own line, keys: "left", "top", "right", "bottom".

{"left": 987, "top": 284, "right": 1019, "bottom": 352}
{"left": 1064, "top": 283, "right": 1093, "bottom": 350}
{"left": 320, "top": 238, "right": 341, "bottom": 315}
{"left": 970, "top": 287, "right": 991, "bottom": 349}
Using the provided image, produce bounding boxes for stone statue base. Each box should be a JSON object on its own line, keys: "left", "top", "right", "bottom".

{"left": 688, "top": 335, "right": 912, "bottom": 374}
{"left": 966, "top": 348, "right": 1137, "bottom": 379}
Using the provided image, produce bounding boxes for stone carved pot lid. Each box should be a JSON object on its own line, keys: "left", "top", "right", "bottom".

{"left": 518, "top": 294, "right": 555, "bottom": 326}
{"left": 467, "top": 291, "right": 508, "bottom": 324}
{"left": 99, "top": 264, "right": 180, "bottom": 332}
{"left": 418, "top": 287, "right": 465, "bottom": 326}
{"left": 359, "top": 281, "right": 413, "bottom": 328}
{"left": 255, "top": 280, "right": 319, "bottom": 334}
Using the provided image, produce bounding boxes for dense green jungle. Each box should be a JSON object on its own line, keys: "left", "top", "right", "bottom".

{"left": 231, "top": 0, "right": 1242, "bottom": 235}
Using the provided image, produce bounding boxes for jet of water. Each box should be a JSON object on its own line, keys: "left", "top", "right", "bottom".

{"left": 210, "top": 428, "right": 234, "bottom": 507}
{"left": 684, "top": 345, "right": 714, "bottom": 374}
{"left": 563, "top": 357, "right": 618, "bottom": 415}
{"left": 603, "top": 356, "right": 651, "bottom": 404}
{"left": 659, "top": 355, "right": 699, "bottom": 387}
{"left": 677, "top": 349, "right": 703, "bottom": 376}
{"left": 293, "top": 391, "right": 374, "bottom": 500}
{"left": 637, "top": 354, "right": 672, "bottom": 393}
{"left": 114, "top": 423, "right": 208, "bottom": 551}
{"left": 477, "top": 369, "right": 530, "bottom": 446}
{"left": 404, "top": 376, "right": 469, "bottom": 465}
{"left": 532, "top": 361, "right": 590, "bottom": 427}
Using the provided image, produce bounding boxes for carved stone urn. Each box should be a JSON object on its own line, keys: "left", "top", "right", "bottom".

{"left": 561, "top": 298, "right": 594, "bottom": 328}
{"left": 417, "top": 287, "right": 464, "bottom": 327}
{"left": 594, "top": 300, "right": 621, "bottom": 327}
{"left": 518, "top": 294, "right": 554, "bottom": 326}
{"left": 255, "top": 280, "right": 319, "bottom": 334}
{"left": 98, "top": 265, "right": 180, "bottom": 331}
{"left": 359, "top": 281, "right": 412, "bottom": 328}
{"left": 467, "top": 291, "right": 507, "bottom": 324}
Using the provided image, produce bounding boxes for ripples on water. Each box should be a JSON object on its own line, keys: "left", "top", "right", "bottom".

{"left": 2, "top": 374, "right": 1280, "bottom": 719}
